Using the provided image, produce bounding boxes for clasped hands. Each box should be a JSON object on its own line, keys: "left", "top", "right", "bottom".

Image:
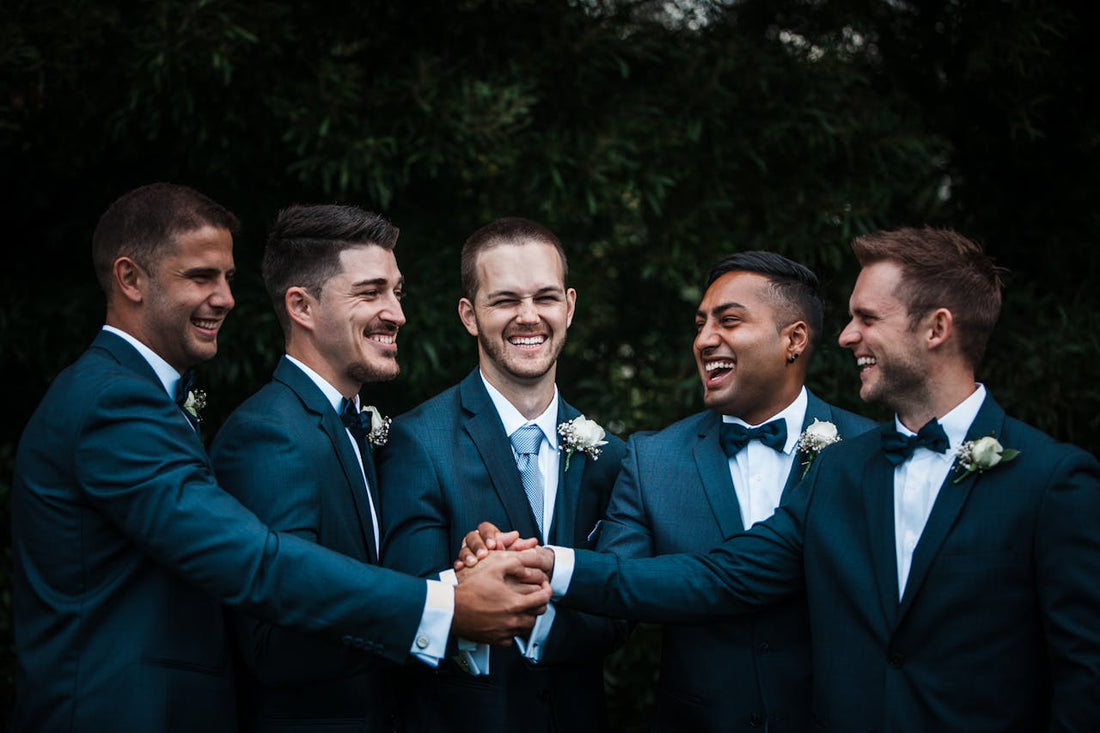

{"left": 449, "top": 522, "right": 557, "bottom": 647}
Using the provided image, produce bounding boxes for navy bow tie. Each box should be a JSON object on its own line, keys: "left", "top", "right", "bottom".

{"left": 719, "top": 419, "right": 787, "bottom": 457}
{"left": 881, "top": 419, "right": 949, "bottom": 466}
{"left": 175, "top": 370, "right": 195, "bottom": 408}
{"left": 340, "top": 398, "right": 373, "bottom": 443}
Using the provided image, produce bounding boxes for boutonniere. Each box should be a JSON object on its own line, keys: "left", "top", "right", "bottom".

{"left": 182, "top": 389, "right": 206, "bottom": 423}
{"left": 558, "top": 415, "right": 608, "bottom": 472}
{"left": 952, "top": 435, "right": 1019, "bottom": 483}
{"left": 797, "top": 419, "right": 841, "bottom": 477}
{"left": 361, "top": 405, "right": 391, "bottom": 449}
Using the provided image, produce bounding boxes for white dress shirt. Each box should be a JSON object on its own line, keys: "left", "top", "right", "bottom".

{"left": 893, "top": 384, "right": 986, "bottom": 598}
{"left": 724, "top": 387, "right": 808, "bottom": 527}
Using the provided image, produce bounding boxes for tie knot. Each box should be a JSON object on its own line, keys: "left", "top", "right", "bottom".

{"left": 719, "top": 419, "right": 787, "bottom": 457}
{"left": 175, "top": 370, "right": 195, "bottom": 407}
{"left": 341, "top": 398, "right": 369, "bottom": 438}
{"left": 510, "top": 424, "right": 544, "bottom": 456}
{"left": 881, "top": 419, "right": 950, "bottom": 466}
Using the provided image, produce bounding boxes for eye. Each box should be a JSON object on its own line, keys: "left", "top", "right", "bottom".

{"left": 394, "top": 288, "right": 405, "bottom": 301}
{"left": 721, "top": 316, "right": 740, "bottom": 327}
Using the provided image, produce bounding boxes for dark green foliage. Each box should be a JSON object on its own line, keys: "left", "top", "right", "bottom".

{"left": 3, "top": 0, "right": 1097, "bottom": 727}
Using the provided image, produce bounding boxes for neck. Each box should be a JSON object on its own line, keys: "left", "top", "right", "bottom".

{"left": 894, "top": 367, "right": 977, "bottom": 432}
{"left": 480, "top": 365, "right": 556, "bottom": 421}
{"left": 287, "top": 342, "right": 360, "bottom": 400}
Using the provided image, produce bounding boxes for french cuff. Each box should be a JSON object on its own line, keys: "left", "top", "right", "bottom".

{"left": 410, "top": 579, "right": 452, "bottom": 667}
{"left": 515, "top": 602, "right": 556, "bottom": 663}
{"left": 548, "top": 545, "right": 575, "bottom": 599}
{"left": 439, "top": 568, "right": 491, "bottom": 675}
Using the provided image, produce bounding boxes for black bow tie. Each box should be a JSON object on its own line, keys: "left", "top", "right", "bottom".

{"left": 340, "top": 398, "right": 370, "bottom": 441}
{"left": 175, "top": 370, "right": 195, "bottom": 408}
{"left": 881, "top": 419, "right": 950, "bottom": 466}
{"left": 719, "top": 419, "right": 787, "bottom": 457}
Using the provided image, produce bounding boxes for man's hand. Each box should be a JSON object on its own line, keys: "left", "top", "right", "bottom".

{"left": 452, "top": 551, "right": 552, "bottom": 645}
{"left": 454, "top": 521, "right": 540, "bottom": 570}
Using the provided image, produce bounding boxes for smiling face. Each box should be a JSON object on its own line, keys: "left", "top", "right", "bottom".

{"left": 459, "top": 240, "right": 576, "bottom": 392}
{"left": 140, "top": 225, "right": 236, "bottom": 373}
{"left": 693, "top": 271, "right": 805, "bottom": 424}
{"left": 838, "top": 260, "right": 930, "bottom": 414}
{"left": 304, "top": 245, "right": 405, "bottom": 395}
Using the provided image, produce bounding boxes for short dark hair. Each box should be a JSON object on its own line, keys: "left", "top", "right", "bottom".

{"left": 460, "top": 217, "right": 568, "bottom": 300}
{"left": 851, "top": 227, "right": 1003, "bottom": 368}
{"left": 91, "top": 183, "right": 239, "bottom": 295}
{"left": 263, "top": 204, "right": 399, "bottom": 333}
{"left": 705, "top": 251, "right": 825, "bottom": 349}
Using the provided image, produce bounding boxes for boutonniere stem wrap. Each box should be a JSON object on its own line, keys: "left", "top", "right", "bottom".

{"left": 797, "top": 419, "right": 840, "bottom": 477}
{"left": 361, "top": 405, "right": 391, "bottom": 449}
{"left": 558, "top": 415, "right": 608, "bottom": 472}
{"left": 952, "top": 435, "right": 1019, "bottom": 483}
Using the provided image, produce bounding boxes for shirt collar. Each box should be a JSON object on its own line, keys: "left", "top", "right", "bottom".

{"left": 894, "top": 383, "right": 987, "bottom": 452}
{"left": 285, "top": 354, "right": 350, "bottom": 414}
{"left": 102, "top": 325, "right": 181, "bottom": 398}
{"left": 721, "top": 386, "right": 807, "bottom": 455}
{"left": 480, "top": 370, "right": 559, "bottom": 449}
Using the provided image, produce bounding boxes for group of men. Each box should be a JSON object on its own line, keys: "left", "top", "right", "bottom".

{"left": 11, "top": 182, "right": 1099, "bottom": 732}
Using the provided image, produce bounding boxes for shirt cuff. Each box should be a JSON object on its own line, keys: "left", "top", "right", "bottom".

{"left": 548, "top": 545, "right": 575, "bottom": 599}
{"left": 410, "top": 579, "right": 452, "bottom": 667}
{"left": 515, "top": 601, "right": 556, "bottom": 663}
{"left": 439, "top": 567, "right": 490, "bottom": 675}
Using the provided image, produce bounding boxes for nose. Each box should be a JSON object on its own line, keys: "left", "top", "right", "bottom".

{"left": 515, "top": 298, "right": 540, "bottom": 324}
{"left": 210, "top": 275, "right": 235, "bottom": 311}
{"left": 837, "top": 318, "right": 858, "bottom": 349}
{"left": 383, "top": 292, "right": 406, "bottom": 327}
{"left": 694, "top": 320, "right": 719, "bottom": 351}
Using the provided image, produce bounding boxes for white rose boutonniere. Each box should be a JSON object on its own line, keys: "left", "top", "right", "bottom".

{"left": 558, "top": 415, "right": 608, "bottom": 472}
{"left": 182, "top": 389, "right": 206, "bottom": 423}
{"left": 797, "top": 419, "right": 841, "bottom": 477}
{"left": 361, "top": 405, "right": 391, "bottom": 449}
{"left": 952, "top": 435, "right": 1019, "bottom": 484}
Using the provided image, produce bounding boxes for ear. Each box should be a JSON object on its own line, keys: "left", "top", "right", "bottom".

{"left": 285, "top": 286, "right": 315, "bottom": 331}
{"left": 782, "top": 320, "right": 809, "bottom": 364}
{"left": 458, "top": 297, "right": 478, "bottom": 337}
{"left": 925, "top": 307, "right": 953, "bottom": 350}
{"left": 113, "top": 257, "right": 146, "bottom": 305}
{"left": 564, "top": 287, "right": 577, "bottom": 328}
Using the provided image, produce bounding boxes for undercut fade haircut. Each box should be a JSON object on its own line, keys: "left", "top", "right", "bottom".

{"left": 706, "top": 251, "right": 825, "bottom": 351}
{"left": 263, "top": 204, "right": 399, "bottom": 334}
{"left": 851, "top": 227, "right": 1003, "bottom": 368}
{"left": 460, "top": 217, "right": 568, "bottom": 300}
{"left": 92, "top": 183, "right": 239, "bottom": 296}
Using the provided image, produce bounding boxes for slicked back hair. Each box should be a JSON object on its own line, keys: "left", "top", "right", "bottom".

{"left": 705, "top": 250, "right": 826, "bottom": 351}
{"left": 460, "top": 217, "right": 568, "bottom": 300}
{"left": 851, "top": 227, "right": 1003, "bottom": 369}
{"left": 92, "top": 182, "right": 239, "bottom": 296}
{"left": 263, "top": 204, "right": 399, "bottom": 334}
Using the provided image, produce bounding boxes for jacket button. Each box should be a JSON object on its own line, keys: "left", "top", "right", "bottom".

{"left": 757, "top": 642, "right": 770, "bottom": 654}
{"left": 888, "top": 652, "right": 905, "bottom": 668}
{"left": 750, "top": 713, "right": 764, "bottom": 727}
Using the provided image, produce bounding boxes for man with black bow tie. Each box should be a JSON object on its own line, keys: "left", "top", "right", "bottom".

{"left": 511, "top": 228, "right": 1100, "bottom": 731}
{"left": 591, "top": 251, "right": 872, "bottom": 731}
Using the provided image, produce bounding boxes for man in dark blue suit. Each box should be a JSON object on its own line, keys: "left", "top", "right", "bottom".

{"left": 10, "top": 185, "right": 552, "bottom": 732}
{"left": 377, "top": 218, "right": 628, "bottom": 732}
{"left": 210, "top": 204, "right": 415, "bottom": 731}
{"left": 535, "top": 227, "right": 1100, "bottom": 731}
{"left": 595, "top": 252, "right": 873, "bottom": 731}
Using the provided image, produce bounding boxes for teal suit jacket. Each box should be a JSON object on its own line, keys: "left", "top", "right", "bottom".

{"left": 210, "top": 356, "right": 397, "bottom": 732}
{"left": 12, "top": 331, "right": 426, "bottom": 732}
{"left": 377, "top": 369, "right": 628, "bottom": 732}
{"left": 563, "top": 395, "right": 1100, "bottom": 732}
{"left": 596, "top": 391, "right": 873, "bottom": 731}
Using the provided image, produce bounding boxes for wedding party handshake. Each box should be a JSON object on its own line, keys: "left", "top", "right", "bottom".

{"left": 11, "top": 182, "right": 1098, "bottom": 733}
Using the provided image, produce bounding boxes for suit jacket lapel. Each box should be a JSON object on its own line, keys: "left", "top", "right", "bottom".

{"left": 696, "top": 411, "right": 746, "bottom": 537}
{"left": 858, "top": 422, "right": 901, "bottom": 629}
{"left": 460, "top": 372, "right": 541, "bottom": 539}
{"left": 274, "top": 357, "right": 378, "bottom": 563}
{"left": 780, "top": 390, "right": 832, "bottom": 498}
{"left": 550, "top": 400, "right": 583, "bottom": 545}
{"left": 897, "top": 396, "right": 1006, "bottom": 619}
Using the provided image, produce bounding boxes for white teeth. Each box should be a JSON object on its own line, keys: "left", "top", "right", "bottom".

{"left": 193, "top": 319, "right": 219, "bottom": 330}
{"left": 369, "top": 335, "right": 395, "bottom": 344}
{"left": 510, "top": 336, "right": 545, "bottom": 346}
{"left": 705, "top": 361, "right": 734, "bottom": 372}
{"left": 857, "top": 356, "right": 876, "bottom": 367}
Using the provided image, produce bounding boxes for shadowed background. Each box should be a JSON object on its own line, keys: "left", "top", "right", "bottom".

{"left": 3, "top": 0, "right": 1098, "bottom": 727}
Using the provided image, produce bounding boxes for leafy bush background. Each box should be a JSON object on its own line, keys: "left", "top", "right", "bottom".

{"left": 3, "top": 1, "right": 1098, "bottom": 727}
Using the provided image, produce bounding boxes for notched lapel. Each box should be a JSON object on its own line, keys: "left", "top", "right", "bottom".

{"left": 897, "top": 396, "right": 1006, "bottom": 619}
{"left": 696, "top": 412, "right": 745, "bottom": 537}
{"left": 864, "top": 428, "right": 901, "bottom": 627}
{"left": 461, "top": 379, "right": 541, "bottom": 539}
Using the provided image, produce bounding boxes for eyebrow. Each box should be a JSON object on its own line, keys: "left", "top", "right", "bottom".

{"left": 695, "top": 301, "right": 746, "bottom": 319}
{"left": 183, "top": 266, "right": 234, "bottom": 278}
{"left": 485, "top": 285, "right": 563, "bottom": 299}
{"left": 350, "top": 277, "right": 401, "bottom": 289}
